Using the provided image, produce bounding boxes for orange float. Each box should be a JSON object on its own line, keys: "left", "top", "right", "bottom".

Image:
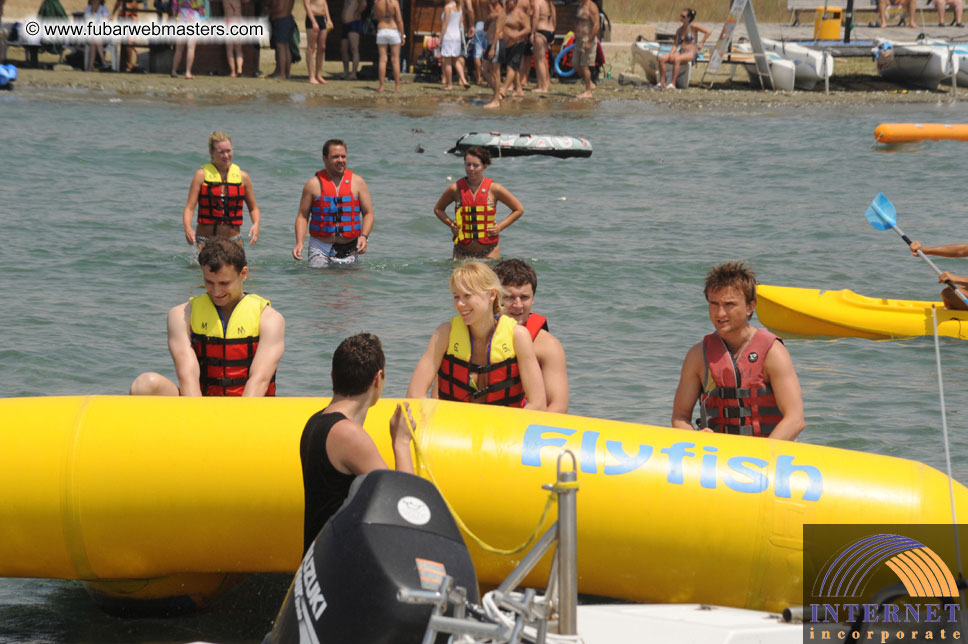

{"left": 875, "top": 122, "right": 968, "bottom": 143}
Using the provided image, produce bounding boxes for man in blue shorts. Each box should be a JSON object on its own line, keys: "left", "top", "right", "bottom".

{"left": 341, "top": 0, "right": 364, "bottom": 79}
{"left": 467, "top": 0, "right": 490, "bottom": 84}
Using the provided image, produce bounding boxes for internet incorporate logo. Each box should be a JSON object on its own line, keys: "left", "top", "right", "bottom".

{"left": 804, "top": 526, "right": 964, "bottom": 643}
{"left": 816, "top": 534, "right": 958, "bottom": 599}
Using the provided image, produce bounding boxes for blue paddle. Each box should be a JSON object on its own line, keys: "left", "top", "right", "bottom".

{"left": 865, "top": 192, "right": 968, "bottom": 305}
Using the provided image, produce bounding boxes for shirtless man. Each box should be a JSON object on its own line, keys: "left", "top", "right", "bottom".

{"left": 530, "top": 0, "right": 555, "bottom": 92}
{"left": 341, "top": 0, "right": 364, "bottom": 79}
{"left": 268, "top": 0, "right": 296, "bottom": 79}
{"left": 293, "top": 139, "right": 374, "bottom": 266}
{"left": 467, "top": 0, "right": 490, "bottom": 84}
{"left": 513, "top": 0, "right": 533, "bottom": 89}
{"left": 303, "top": 0, "right": 333, "bottom": 84}
{"left": 494, "top": 259, "right": 569, "bottom": 413}
{"left": 373, "top": 0, "right": 406, "bottom": 93}
{"left": 573, "top": 0, "right": 599, "bottom": 99}
{"left": 498, "top": 0, "right": 530, "bottom": 99}
{"left": 482, "top": 0, "right": 506, "bottom": 109}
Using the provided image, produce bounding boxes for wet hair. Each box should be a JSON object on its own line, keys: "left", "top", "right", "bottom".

{"left": 322, "top": 139, "right": 347, "bottom": 159}
{"left": 450, "top": 261, "right": 505, "bottom": 315}
{"left": 207, "top": 131, "right": 232, "bottom": 154}
{"left": 704, "top": 260, "right": 757, "bottom": 307}
{"left": 331, "top": 333, "right": 386, "bottom": 396}
{"left": 684, "top": 8, "right": 696, "bottom": 21}
{"left": 494, "top": 258, "right": 537, "bottom": 294}
{"left": 464, "top": 146, "right": 491, "bottom": 167}
{"left": 197, "top": 238, "right": 247, "bottom": 274}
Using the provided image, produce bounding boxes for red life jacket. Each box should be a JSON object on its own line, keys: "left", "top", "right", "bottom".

{"left": 698, "top": 329, "right": 782, "bottom": 437}
{"left": 437, "top": 315, "right": 525, "bottom": 407}
{"left": 197, "top": 163, "right": 245, "bottom": 228}
{"left": 310, "top": 169, "right": 362, "bottom": 240}
{"left": 523, "top": 313, "right": 549, "bottom": 340}
{"left": 190, "top": 293, "right": 277, "bottom": 397}
{"left": 455, "top": 177, "right": 498, "bottom": 246}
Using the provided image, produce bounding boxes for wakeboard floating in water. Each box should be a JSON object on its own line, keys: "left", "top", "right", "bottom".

{"left": 448, "top": 132, "right": 593, "bottom": 158}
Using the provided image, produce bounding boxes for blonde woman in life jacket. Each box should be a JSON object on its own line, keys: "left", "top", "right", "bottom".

{"left": 433, "top": 146, "right": 524, "bottom": 260}
{"left": 406, "top": 261, "right": 545, "bottom": 410}
{"left": 182, "top": 131, "right": 261, "bottom": 249}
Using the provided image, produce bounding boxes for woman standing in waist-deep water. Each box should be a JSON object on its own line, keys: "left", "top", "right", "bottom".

{"left": 432, "top": 146, "right": 523, "bottom": 260}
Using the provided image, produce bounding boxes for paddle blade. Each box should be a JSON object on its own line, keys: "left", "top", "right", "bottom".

{"left": 865, "top": 192, "right": 897, "bottom": 231}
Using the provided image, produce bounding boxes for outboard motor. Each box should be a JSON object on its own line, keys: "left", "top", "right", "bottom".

{"left": 266, "top": 470, "right": 478, "bottom": 644}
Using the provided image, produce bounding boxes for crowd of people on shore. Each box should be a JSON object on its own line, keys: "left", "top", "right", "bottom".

{"left": 10, "top": 0, "right": 604, "bottom": 102}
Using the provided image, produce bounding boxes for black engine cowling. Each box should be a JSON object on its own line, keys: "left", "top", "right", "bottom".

{"left": 266, "top": 470, "right": 478, "bottom": 644}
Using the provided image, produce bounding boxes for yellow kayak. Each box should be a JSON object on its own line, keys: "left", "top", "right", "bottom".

{"left": 756, "top": 284, "right": 968, "bottom": 340}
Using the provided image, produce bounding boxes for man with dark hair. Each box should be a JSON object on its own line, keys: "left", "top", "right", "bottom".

{"left": 293, "top": 139, "right": 375, "bottom": 267}
{"left": 130, "top": 238, "right": 285, "bottom": 397}
{"left": 671, "top": 261, "right": 804, "bottom": 440}
{"left": 300, "top": 333, "right": 415, "bottom": 551}
{"left": 494, "top": 259, "right": 569, "bottom": 413}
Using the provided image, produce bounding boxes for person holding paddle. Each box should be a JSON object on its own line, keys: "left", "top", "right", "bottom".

{"left": 909, "top": 240, "right": 968, "bottom": 309}
{"left": 671, "top": 261, "right": 805, "bottom": 441}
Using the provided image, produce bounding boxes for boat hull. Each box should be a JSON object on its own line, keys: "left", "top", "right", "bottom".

{"left": 756, "top": 284, "right": 968, "bottom": 339}
{"left": 760, "top": 37, "right": 833, "bottom": 90}
{"left": 1, "top": 395, "right": 967, "bottom": 613}
{"left": 875, "top": 41, "right": 957, "bottom": 90}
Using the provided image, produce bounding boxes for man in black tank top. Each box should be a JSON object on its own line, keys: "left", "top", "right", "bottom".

{"left": 300, "top": 333, "right": 414, "bottom": 552}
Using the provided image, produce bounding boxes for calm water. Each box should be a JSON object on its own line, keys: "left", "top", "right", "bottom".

{"left": 2, "top": 88, "right": 968, "bottom": 642}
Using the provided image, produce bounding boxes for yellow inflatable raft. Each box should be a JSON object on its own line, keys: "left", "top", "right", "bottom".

{"left": 875, "top": 122, "right": 968, "bottom": 143}
{"left": 1, "top": 395, "right": 966, "bottom": 614}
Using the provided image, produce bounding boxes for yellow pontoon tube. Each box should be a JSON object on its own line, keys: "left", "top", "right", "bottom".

{"left": 1, "top": 395, "right": 966, "bottom": 614}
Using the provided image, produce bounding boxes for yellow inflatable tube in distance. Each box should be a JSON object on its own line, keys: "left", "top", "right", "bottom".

{"left": 0, "top": 395, "right": 966, "bottom": 614}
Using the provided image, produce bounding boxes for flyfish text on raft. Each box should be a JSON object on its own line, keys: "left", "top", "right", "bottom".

{"left": 522, "top": 424, "right": 824, "bottom": 501}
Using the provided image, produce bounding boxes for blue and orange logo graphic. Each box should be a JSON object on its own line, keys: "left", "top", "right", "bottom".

{"left": 815, "top": 533, "right": 958, "bottom": 599}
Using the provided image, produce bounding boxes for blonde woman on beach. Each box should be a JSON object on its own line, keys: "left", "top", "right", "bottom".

{"left": 182, "top": 132, "right": 261, "bottom": 248}
{"left": 655, "top": 8, "right": 709, "bottom": 90}
{"left": 406, "top": 261, "right": 546, "bottom": 410}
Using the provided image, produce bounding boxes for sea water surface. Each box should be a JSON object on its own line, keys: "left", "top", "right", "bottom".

{"left": 2, "top": 90, "right": 968, "bottom": 642}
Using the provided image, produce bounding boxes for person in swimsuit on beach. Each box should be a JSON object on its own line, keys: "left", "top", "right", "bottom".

{"left": 406, "top": 261, "right": 546, "bottom": 410}
{"left": 341, "top": 0, "right": 364, "bottom": 79}
{"left": 112, "top": 0, "right": 140, "bottom": 72}
{"left": 572, "top": 0, "right": 599, "bottom": 99}
{"left": 671, "top": 261, "right": 804, "bottom": 440}
{"left": 374, "top": 0, "right": 405, "bottom": 93}
{"left": 268, "top": 0, "right": 296, "bottom": 78}
{"left": 171, "top": 0, "right": 206, "bottom": 78}
{"left": 440, "top": 0, "right": 470, "bottom": 89}
{"left": 304, "top": 0, "right": 333, "bottom": 84}
{"left": 482, "top": 0, "right": 505, "bottom": 109}
{"left": 183, "top": 131, "right": 261, "bottom": 249}
{"left": 497, "top": 0, "right": 530, "bottom": 100}
{"left": 432, "top": 146, "right": 523, "bottom": 260}
{"left": 223, "top": 0, "right": 243, "bottom": 77}
{"left": 466, "top": 0, "right": 489, "bottom": 84}
{"left": 129, "top": 239, "right": 285, "bottom": 398}
{"left": 656, "top": 8, "right": 709, "bottom": 90}
{"left": 293, "top": 139, "right": 374, "bottom": 267}
{"left": 530, "top": 0, "right": 555, "bottom": 93}
{"left": 300, "top": 333, "right": 414, "bottom": 553}
{"left": 908, "top": 239, "right": 968, "bottom": 309}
